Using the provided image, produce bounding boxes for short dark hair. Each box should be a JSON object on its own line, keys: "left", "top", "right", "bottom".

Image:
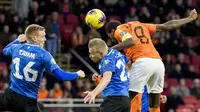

{"left": 105, "top": 20, "right": 121, "bottom": 33}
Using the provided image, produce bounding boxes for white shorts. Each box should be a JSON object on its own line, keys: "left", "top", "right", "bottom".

{"left": 129, "top": 58, "right": 165, "bottom": 93}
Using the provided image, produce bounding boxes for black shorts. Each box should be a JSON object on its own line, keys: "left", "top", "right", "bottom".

{"left": 0, "top": 88, "right": 41, "bottom": 112}
{"left": 100, "top": 96, "right": 130, "bottom": 112}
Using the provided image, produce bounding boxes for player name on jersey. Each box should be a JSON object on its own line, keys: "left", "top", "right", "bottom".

{"left": 19, "top": 50, "right": 35, "bottom": 59}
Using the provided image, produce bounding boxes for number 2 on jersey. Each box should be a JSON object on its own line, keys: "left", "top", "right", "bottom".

{"left": 134, "top": 26, "right": 149, "bottom": 44}
{"left": 13, "top": 57, "right": 38, "bottom": 82}
{"left": 116, "top": 60, "right": 129, "bottom": 81}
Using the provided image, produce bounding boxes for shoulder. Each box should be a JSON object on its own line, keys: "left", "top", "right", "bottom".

{"left": 116, "top": 23, "right": 129, "bottom": 31}
{"left": 115, "top": 24, "right": 131, "bottom": 37}
{"left": 30, "top": 46, "right": 52, "bottom": 60}
{"left": 100, "top": 56, "right": 113, "bottom": 65}
{"left": 12, "top": 44, "right": 21, "bottom": 49}
{"left": 33, "top": 47, "right": 50, "bottom": 56}
{"left": 112, "top": 49, "right": 120, "bottom": 53}
{"left": 11, "top": 44, "right": 23, "bottom": 52}
{"left": 42, "top": 49, "right": 51, "bottom": 56}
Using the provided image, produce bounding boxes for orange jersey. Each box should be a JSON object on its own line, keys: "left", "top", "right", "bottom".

{"left": 53, "top": 89, "right": 63, "bottom": 98}
{"left": 114, "top": 21, "right": 161, "bottom": 62}
{"left": 38, "top": 89, "right": 49, "bottom": 99}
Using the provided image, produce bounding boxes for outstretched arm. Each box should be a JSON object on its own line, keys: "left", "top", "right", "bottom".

{"left": 44, "top": 51, "right": 85, "bottom": 81}
{"left": 53, "top": 68, "right": 85, "bottom": 81}
{"left": 156, "top": 9, "right": 198, "bottom": 32}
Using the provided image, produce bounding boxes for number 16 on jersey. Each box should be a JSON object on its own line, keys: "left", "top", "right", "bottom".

{"left": 13, "top": 57, "right": 38, "bottom": 82}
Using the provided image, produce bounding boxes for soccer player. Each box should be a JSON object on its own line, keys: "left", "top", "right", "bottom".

{"left": 105, "top": 9, "right": 198, "bottom": 112}
{"left": 1, "top": 24, "right": 85, "bottom": 112}
{"left": 84, "top": 38, "right": 130, "bottom": 112}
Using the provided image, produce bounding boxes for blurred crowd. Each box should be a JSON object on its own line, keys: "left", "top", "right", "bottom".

{"left": 0, "top": 0, "right": 200, "bottom": 111}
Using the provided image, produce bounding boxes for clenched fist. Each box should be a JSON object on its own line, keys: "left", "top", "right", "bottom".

{"left": 76, "top": 70, "right": 85, "bottom": 78}
{"left": 189, "top": 9, "right": 198, "bottom": 21}
{"left": 17, "top": 34, "right": 26, "bottom": 43}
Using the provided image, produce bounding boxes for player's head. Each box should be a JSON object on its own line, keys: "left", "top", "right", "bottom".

{"left": 88, "top": 38, "right": 108, "bottom": 63}
{"left": 25, "top": 24, "right": 46, "bottom": 48}
{"left": 105, "top": 20, "right": 121, "bottom": 39}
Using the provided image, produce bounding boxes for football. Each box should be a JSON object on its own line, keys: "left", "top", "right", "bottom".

{"left": 85, "top": 9, "right": 106, "bottom": 29}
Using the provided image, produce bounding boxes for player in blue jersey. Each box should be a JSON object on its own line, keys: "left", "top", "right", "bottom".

{"left": 1, "top": 24, "right": 85, "bottom": 112}
{"left": 84, "top": 38, "right": 130, "bottom": 112}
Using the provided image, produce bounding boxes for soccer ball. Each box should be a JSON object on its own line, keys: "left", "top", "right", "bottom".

{"left": 85, "top": 9, "right": 106, "bottom": 29}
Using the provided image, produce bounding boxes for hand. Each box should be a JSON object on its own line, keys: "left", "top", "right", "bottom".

{"left": 160, "top": 95, "right": 167, "bottom": 103}
{"left": 76, "top": 70, "right": 85, "bottom": 78}
{"left": 188, "top": 9, "right": 198, "bottom": 21}
{"left": 92, "top": 73, "right": 99, "bottom": 81}
{"left": 83, "top": 91, "right": 96, "bottom": 104}
{"left": 17, "top": 34, "right": 26, "bottom": 43}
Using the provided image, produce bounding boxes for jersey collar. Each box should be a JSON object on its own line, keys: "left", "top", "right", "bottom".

{"left": 25, "top": 43, "right": 40, "bottom": 47}
{"left": 107, "top": 49, "right": 113, "bottom": 56}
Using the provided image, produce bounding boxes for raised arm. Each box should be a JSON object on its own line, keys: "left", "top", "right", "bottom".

{"left": 3, "top": 34, "right": 26, "bottom": 56}
{"left": 156, "top": 9, "right": 198, "bottom": 32}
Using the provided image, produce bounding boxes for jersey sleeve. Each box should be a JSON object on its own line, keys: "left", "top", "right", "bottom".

{"left": 143, "top": 23, "right": 157, "bottom": 34}
{"left": 114, "top": 28, "right": 132, "bottom": 42}
{"left": 3, "top": 40, "right": 20, "bottom": 56}
{"left": 101, "top": 58, "right": 115, "bottom": 74}
{"left": 43, "top": 51, "right": 59, "bottom": 72}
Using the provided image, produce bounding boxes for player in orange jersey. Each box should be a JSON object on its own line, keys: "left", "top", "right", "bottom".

{"left": 105, "top": 9, "right": 198, "bottom": 112}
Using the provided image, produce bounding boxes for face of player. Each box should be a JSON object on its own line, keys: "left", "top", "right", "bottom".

{"left": 35, "top": 30, "right": 46, "bottom": 48}
{"left": 107, "top": 31, "right": 115, "bottom": 39}
{"left": 89, "top": 48, "right": 103, "bottom": 63}
{"left": 107, "top": 29, "right": 116, "bottom": 41}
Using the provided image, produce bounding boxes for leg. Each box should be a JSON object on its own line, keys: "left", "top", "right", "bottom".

{"left": 24, "top": 100, "right": 40, "bottom": 112}
{"left": 129, "top": 59, "right": 154, "bottom": 112}
{"left": 149, "top": 93, "right": 161, "bottom": 112}
{"left": 0, "top": 88, "right": 16, "bottom": 111}
{"left": 100, "top": 97, "right": 116, "bottom": 112}
{"left": 147, "top": 59, "right": 165, "bottom": 112}
{"left": 121, "top": 96, "right": 130, "bottom": 112}
{"left": 129, "top": 91, "right": 142, "bottom": 112}
{"left": 100, "top": 96, "right": 130, "bottom": 112}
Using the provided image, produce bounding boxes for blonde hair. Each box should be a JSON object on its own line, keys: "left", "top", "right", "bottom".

{"left": 88, "top": 38, "right": 108, "bottom": 53}
{"left": 25, "top": 24, "right": 45, "bottom": 41}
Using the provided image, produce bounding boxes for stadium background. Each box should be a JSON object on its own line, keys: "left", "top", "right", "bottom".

{"left": 0, "top": 0, "right": 200, "bottom": 112}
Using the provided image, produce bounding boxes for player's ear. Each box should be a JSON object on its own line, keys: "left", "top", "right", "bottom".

{"left": 111, "top": 29, "right": 115, "bottom": 32}
{"left": 100, "top": 52, "right": 104, "bottom": 58}
{"left": 112, "top": 29, "right": 116, "bottom": 34}
{"left": 32, "top": 36, "right": 37, "bottom": 42}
